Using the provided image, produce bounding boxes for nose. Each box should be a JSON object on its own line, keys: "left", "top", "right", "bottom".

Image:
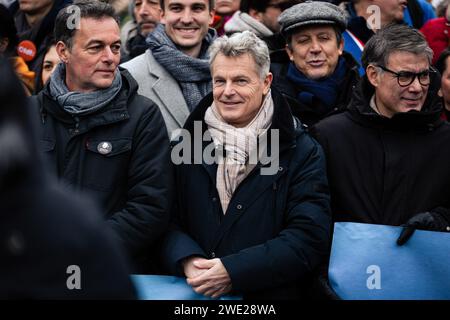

{"left": 309, "top": 39, "right": 321, "bottom": 54}
{"left": 138, "top": 2, "right": 149, "bottom": 17}
{"left": 180, "top": 8, "right": 193, "bottom": 24}
{"left": 102, "top": 46, "right": 115, "bottom": 64}
{"left": 408, "top": 76, "right": 422, "bottom": 92}
{"left": 223, "top": 81, "right": 235, "bottom": 96}
{"left": 137, "top": 0, "right": 151, "bottom": 18}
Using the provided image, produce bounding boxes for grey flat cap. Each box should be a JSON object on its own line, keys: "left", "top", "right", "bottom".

{"left": 278, "top": 1, "right": 347, "bottom": 36}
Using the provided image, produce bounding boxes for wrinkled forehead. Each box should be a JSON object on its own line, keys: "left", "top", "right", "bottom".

{"left": 386, "top": 51, "right": 430, "bottom": 71}
{"left": 72, "top": 17, "right": 120, "bottom": 43}
{"left": 211, "top": 53, "right": 261, "bottom": 77}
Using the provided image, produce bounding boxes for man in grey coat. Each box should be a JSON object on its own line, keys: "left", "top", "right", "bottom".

{"left": 121, "top": 0, "right": 217, "bottom": 140}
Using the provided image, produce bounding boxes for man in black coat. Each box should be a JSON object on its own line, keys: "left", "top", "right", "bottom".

{"left": 161, "top": 31, "right": 331, "bottom": 299}
{"left": 312, "top": 24, "right": 450, "bottom": 244}
{"left": 29, "top": 0, "right": 173, "bottom": 272}
{"left": 0, "top": 57, "right": 135, "bottom": 299}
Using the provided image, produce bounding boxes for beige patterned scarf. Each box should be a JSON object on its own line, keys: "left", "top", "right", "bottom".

{"left": 204, "top": 91, "right": 274, "bottom": 214}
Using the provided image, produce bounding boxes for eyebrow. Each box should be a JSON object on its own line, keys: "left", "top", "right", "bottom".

{"left": 298, "top": 31, "right": 332, "bottom": 37}
{"left": 214, "top": 74, "right": 251, "bottom": 80}
{"left": 168, "top": 1, "right": 207, "bottom": 8}
{"left": 85, "top": 39, "right": 121, "bottom": 47}
{"left": 395, "top": 68, "right": 430, "bottom": 74}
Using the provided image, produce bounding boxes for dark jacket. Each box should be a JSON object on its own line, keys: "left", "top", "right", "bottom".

{"left": 271, "top": 52, "right": 360, "bottom": 127}
{"left": 0, "top": 57, "right": 135, "bottom": 299}
{"left": 311, "top": 74, "right": 450, "bottom": 225}
{"left": 121, "top": 33, "right": 149, "bottom": 64}
{"left": 29, "top": 68, "right": 173, "bottom": 271}
{"left": 161, "top": 88, "right": 331, "bottom": 299}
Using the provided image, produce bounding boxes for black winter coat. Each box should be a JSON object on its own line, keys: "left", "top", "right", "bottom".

{"left": 311, "top": 75, "right": 450, "bottom": 225}
{"left": 161, "top": 88, "right": 331, "bottom": 299}
{"left": 271, "top": 52, "right": 360, "bottom": 127}
{"left": 29, "top": 69, "right": 173, "bottom": 270}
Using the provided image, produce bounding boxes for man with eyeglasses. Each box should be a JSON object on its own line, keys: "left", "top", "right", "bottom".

{"left": 312, "top": 24, "right": 450, "bottom": 247}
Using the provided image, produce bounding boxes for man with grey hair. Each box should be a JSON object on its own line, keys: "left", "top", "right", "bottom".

{"left": 160, "top": 31, "right": 331, "bottom": 299}
{"left": 312, "top": 24, "right": 450, "bottom": 249}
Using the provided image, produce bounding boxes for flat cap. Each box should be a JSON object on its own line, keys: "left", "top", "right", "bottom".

{"left": 278, "top": 1, "right": 347, "bottom": 36}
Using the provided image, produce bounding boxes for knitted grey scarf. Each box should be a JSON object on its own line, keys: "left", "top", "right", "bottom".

{"left": 48, "top": 63, "right": 122, "bottom": 116}
{"left": 146, "top": 24, "right": 216, "bottom": 111}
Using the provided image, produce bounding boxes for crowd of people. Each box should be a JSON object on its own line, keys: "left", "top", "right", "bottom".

{"left": 0, "top": 0, "right": 449, "bottom": 300}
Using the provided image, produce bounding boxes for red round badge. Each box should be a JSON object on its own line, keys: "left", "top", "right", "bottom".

{"left": 17, "top": 40, "right": 37, "bottom": 62}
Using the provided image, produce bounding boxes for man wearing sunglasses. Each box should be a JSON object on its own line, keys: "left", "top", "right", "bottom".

{"left": 312, "top": 24, "right": 450, "bottom": 247}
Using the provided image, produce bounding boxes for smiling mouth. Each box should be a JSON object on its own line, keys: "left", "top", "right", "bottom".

{"left": 175, "top": 27, "right": 199, "bottom": 34}
{"left": 220, "top": 101, "right": 242, "bottom": 106}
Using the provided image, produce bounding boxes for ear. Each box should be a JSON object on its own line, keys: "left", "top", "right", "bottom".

{"left": 263, "top": 72, "right": 273, "bottom": 95}
{"left": 208, "top": 9, "right": 215, "bottom": 25}
{"left": 366, "top": 64, "right": 380, "bottom": 87}
{"left": 285, "top": 44, "right": 294, "bottom": 61}
{"left": 0, "top": 37, "right": 9, "bottom": 54}
{"left": 248, "top": 8, "right": 263, "bottom": 22}
{"left": 160, "top": 8, "right": 166, "bottom": 24}
{"left": 338, "top": 37, "right": 344, "bottom": 56}
{"left": 55, "top": 41, "right": 70, "bottom": 63}
{"left": 438, "top": 88, "right": 443, "bottom": 98}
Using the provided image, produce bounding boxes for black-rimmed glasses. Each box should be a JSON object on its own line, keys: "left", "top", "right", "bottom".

{"left": 377, "top": 65, "right": 435, "bottom": 87}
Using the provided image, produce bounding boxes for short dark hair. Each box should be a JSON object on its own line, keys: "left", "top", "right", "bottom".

{"left": 0, "top": 4, "right": 18, "bottom": 55}
{"left": 362, "top": 24, "right": 432, "bottom": 70}
{"left": 240, "top": 0, "right": 301, "bottom": 13}
{"left": 54, "top": 0, "right": 119, "bottom": 49}
{"left": 240, "top": 0, "right": 271, "bottom": 13}
{"left": 436, "top": 48, "right": 450, "bottom": 75}
{"left": 159, "top": 0, "right": 215, "bottom": 11}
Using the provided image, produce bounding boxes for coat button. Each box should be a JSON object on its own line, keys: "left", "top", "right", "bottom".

{"left": 212, "top": 197, "right": 217, "bottom": 202}
{"left": 210, "top": 252, "right": 216, "bottom": 258}
{"left": 236, "top": 204, "right": 243, "bottom": 210}
{"left": 97, "top": 141, "right": 113, "bottom": 155}
{"left": 279, "top": 167, "right": 283, "bottom": 172}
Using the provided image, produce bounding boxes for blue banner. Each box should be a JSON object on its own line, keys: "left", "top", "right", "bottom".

{"left": 329, "top": 222, "right": 450, "bottom": 300}
{"left": 131, "top": 275, "right": 242, "bottom": 300}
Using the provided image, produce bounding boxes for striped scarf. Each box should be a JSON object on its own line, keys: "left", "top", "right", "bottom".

{"left": 146, "top": 24, "right": 216, "bottom": 111}
{"left": 204, "top": 91, "right": 274, "bottom": 213}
